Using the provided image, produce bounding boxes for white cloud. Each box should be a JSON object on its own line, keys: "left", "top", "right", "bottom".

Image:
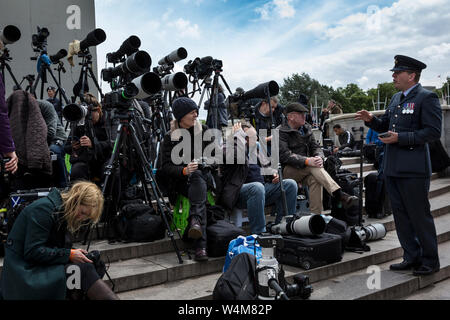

{"left": 255, "top": 0, "right": 295, "bottom": 20}
{"left": 170, "top": 18, "right": 201, "bottom": 39}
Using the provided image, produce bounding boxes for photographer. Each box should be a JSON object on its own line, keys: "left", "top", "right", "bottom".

{"left": 205, "top": 84, "right": 228, "bottom": 130}
{"left": 64, "top": 93, "right": 112, "bottom": 183}
{"left": 332, "top": 124, "right": 356, "bottom": 153}
{"left": 159, "top": 97, "right": 217, "bottom": 262}
{"left": 219, "top": 122, "right": 298, "bottom": 234}
{"left": 0, "top": 181, "right": 119, "bottom": 300}
{"left": 37, "top": 100, "right": 68, "bottom": 188}
{"left": 253, "top": 96, "right": 285, "bottom": 153}
{"left": 278, "top": 102, "right": 358, "bottom": 215}
{"left": 46, "top": 86, "right": 63, "bottom": 125}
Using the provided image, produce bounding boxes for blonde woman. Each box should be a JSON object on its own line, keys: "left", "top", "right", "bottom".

{"left": 0, "top": 181, "right": 118, "bottom": 300}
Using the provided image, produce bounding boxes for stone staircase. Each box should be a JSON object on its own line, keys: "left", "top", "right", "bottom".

{"left": 1, "top": 156, "right": 449, "bottom": 300}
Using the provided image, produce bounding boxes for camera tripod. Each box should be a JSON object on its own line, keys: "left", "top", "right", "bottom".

{"left": 73, "top": 50, "right": 104, "bottom": 102}
{"left": 85, "top": 103, "right": 185, "bottom": 264}
{"left": 30, "top": 53, "right": 70, "bottom": 104}
{"left": 0, "top": 48, "right": 22, "bottom": 90}
{"left": 196, "top": 68, "right": 233, "bottom": 130}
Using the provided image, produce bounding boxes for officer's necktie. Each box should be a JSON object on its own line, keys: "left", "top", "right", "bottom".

{"left": 400, "top": 93, "right": 406, "bottom": 101}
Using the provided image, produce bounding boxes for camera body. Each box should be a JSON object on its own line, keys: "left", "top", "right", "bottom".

{"left": 84, "top": 250, "right": 107, "bottom": 279}
{"left": 31, "top": 26, "right": 49, "bottom": 51}
{"left": 1, "top": 158, "right": 11, "bottom": 186}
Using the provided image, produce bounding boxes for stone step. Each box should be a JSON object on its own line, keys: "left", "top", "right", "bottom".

{"left": 402, "top": 276, "right": 450, "bottom": 300}
{"left": 309, "top": 240, "right": 450, "bottom": 300}
{"left": 340, "top": 163, "right": 375, "bottom": 174}
{"left": 0, "top": 176, "right": 448, "bottom": 278}
{"left": 117, "top": 213, "right": 450, "bottom": 300}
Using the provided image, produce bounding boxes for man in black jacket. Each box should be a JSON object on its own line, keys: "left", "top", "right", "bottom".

{"left": 278, "top": 101, "right": 358, "bottom": 215}
{"left": 159, "top": 97, "right": 217, "bottom": 261}
{"left": 356, "top": 55, "right": 442, "bottom": 276}
{"left": 332, "top": 124, "right": 356, "bottom": 153}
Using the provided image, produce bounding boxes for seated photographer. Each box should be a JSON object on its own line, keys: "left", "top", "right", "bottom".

{"left": 159, "top": 97, "right": 217, "bottom": 262}
{"left": 0, "top": 181, "right": 118, "bottom": 300}
{"left": 219, "top": 122, "right": 298, "bottom": 234}
{"left": 254, "top": 96, "right": 285, "bottom": 145}
{"left": 278, "top": 102, "right": 358, "bottom": 215}
{"left": 37, "top": 99, "right": 68, "bottom": 188}
{"left": 332, "top": 124, "right": 356, "bottom": 153}
{"left": 64, "top": 93, "right": 112, "bottom": 184}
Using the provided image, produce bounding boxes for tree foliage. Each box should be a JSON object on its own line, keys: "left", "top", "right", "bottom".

{"left": 279, "top": 73, "right": 402, "bottom": 113}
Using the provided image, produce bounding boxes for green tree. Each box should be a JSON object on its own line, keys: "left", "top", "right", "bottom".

{"left": 367, "top": 82, "right": 397, "bottom": 110}
{"left": 279, "top": 73, "right": 331, "bottom": 109}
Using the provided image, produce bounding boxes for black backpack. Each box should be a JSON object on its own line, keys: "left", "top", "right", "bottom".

{"left": 117, "top": 203, "right": 165, "bottom": 242}
{"left": 213, "top": 253, "right": 258, "bottom": 300}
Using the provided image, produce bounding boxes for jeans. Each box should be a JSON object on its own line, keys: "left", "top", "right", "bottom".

{"left": 236, "top": 179, "right": 298, "bottom": 234}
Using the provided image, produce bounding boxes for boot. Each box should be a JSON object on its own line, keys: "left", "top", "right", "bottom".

{"left": 86, "top": 279, "right": 120, "bottom": 300}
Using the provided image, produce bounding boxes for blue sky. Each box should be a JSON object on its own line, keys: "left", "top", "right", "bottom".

{"left": 95, "top": 0, "right": 450, "bottom": 116}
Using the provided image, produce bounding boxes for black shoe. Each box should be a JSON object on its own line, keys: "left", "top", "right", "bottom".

{"left": 340, "top": 192, "right": 359, "bottom": 209}
{"left": 413, "top": 264, "right": 440, "bottom": 276}
{"left": 389, "top": 260, "right": 422, "bottom": 271}
{"left": 194, "top": 248, "right": 208, "bottom": 262}
{"left": 187, "top": 217, "right": 202, "bottom": 240}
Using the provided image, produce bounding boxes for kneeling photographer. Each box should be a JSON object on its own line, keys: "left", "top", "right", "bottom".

{"left": 0, "top": 181, "right": 118, "bottom": 300}
{"left": 64, "top": 93, "right": 112, "bottom": 183}
{"left": 159, "top": 97, "right": 218, "bottom": 262}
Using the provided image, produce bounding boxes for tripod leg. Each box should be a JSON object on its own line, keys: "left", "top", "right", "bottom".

{"left": 128, "top": 123, "right": 184, "bottom": 264}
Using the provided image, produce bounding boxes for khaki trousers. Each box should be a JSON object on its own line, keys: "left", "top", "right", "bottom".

{"left": 283, "top": 165, "right": 341, "bottom": 214}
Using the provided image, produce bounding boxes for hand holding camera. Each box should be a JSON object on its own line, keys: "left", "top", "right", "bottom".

{"left": 69, "top": 248, "right": 93, "bottom": 264}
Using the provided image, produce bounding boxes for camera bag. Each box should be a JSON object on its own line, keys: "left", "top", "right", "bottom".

{"left": 207, "top": 219, "right": 246, "bottom": 258}
{"left": 364, "top": 172, "right": 391, "bottom": 219}
{"left": 213, "top": 252, "right": 258, "bottom": 300}
{"left": 276, "top": 233, "right": 343, "bottom": 270}
{"left": 118, "top": 203, "right": 165, "bottom": 243}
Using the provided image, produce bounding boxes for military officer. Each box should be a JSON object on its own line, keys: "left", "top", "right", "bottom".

{"left": 356, "top": 55, "right": 442, "bottom": 276}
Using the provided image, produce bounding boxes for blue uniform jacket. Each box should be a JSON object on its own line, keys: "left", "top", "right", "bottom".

{"left": 366, "top": 84, "right": 442, "bottom": 178}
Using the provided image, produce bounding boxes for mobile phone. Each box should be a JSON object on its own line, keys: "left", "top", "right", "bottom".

{"left": 378, "top": 132, "right": 391, "bottom": 138}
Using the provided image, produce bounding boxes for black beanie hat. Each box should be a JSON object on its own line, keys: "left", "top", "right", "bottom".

{"left": 172, "top": 97, "right": 199, "bottom": 121}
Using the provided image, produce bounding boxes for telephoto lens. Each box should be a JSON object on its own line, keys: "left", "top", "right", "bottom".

{"left": 107, "top": 35, "right": 141, "bottom": 63}
{"left": 50, "top": 49, "right": 68, "bottom": 63}
{"left": 80, "top": 28, "right": 106, "bottom": 51}
{"left": 63, "top": 103, "right": 88, "bottom": 123}
{"left": 241, "top": 81, "right": 279, "bottom": 100}
{"left": 271, "top": 214, "right": 326, "bottom": 237}
{"left": 158, "top": 47, "right": 188, "bottom": 65}
{"left": 102, "top": 50, "right": 151, "bottom": 82}
{"left": 132, "top": 72, "right": 162, "bottom": 99}
{"left": 354, "top": 224, "right": 387, "bottom": 242}
{"left": 161, "top": 72, "right": 188, "bottom": 91}
{"left": 0, "top": 25, "right": 21, "bottom": 45}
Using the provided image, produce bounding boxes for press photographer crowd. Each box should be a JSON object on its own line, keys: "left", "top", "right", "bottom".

{"left": 1, "top": 23, "right": 449, "bottom": 301}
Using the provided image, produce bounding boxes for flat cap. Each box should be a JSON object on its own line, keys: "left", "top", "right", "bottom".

{"left": 286, "top": 102, "right": 308, "bottom": 114}
{"left": 390, "top": 55, "right": 427, "bottom": 72}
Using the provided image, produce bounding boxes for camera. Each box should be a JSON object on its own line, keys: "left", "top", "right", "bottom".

{"left": 183, "top": 56, "right": 223, "bottom": 80}
{"left": 353, "top": 224, "right": 386, "bottom": 242}
{"left": 79, "top": 28, "right": 107, "bottom": 52}
{"left": 84, "top": 250, "right": 107, "bottom": 279}
{"left": 194, "top": 157, "right": 215, "bottom": 171}
{"left": 32, "top": 26, "right": 49, "bottom": 50}
{"left": 337, "top": 150, "right": 361, "bottom": 158}
{"left": 107, "top": 35, "right": 141, "bottom": 64}
{"left": 102, "top": 51, "right": 151, "bottom": 83}
{"left": 256, "top": 234, "right": 312, "bottom": 300}
{"left": 1, "top": 158, "right": 11, "bottom": 186}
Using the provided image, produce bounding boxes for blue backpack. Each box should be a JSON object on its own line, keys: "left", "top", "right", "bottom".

{"left": 223, "top": 235, "right": 262, "bottom": 272}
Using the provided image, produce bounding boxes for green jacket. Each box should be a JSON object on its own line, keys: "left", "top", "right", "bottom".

{"left": 1, "top": 189, "right": 72, "bottom": 300}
